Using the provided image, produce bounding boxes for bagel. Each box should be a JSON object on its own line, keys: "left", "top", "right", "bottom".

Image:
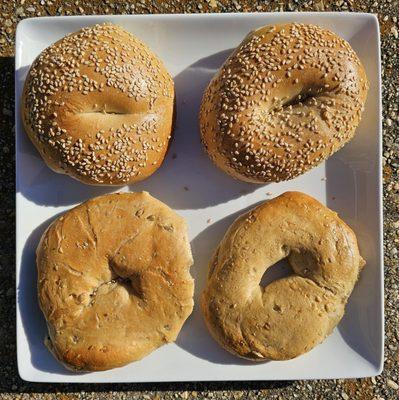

{"left": 37, "top": 192, "right": 194, "bottom": 371}
{"left": 200, "top": 23, "right": 369, "bottom": 183}
{"left": 201, "top": 192, "right": 365, "bottom": 360}
{"left": 22, "top": 23, "right": 175, "bottom": 185}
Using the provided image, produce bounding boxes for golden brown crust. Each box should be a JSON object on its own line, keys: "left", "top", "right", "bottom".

{"left": 201, "top": 191, "right": 365, "bottom": 361}
{"left": 22, "top": 23, "right": 175, "bottom": 185}
{"left": 37, "top": 192, "right": 194, "bottom": 371}
{"left": 200, "top": 23, "right": 369, "bottom": 183}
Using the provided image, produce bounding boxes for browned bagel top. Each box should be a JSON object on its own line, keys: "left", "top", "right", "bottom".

{"left": 200, "top": 23, "right": 369, "bottom": 183}
{"left": 37, "top": 192, "right": 194, "bottom": 371}
{"left": 201, "top": 192, "right": 365, "bottom": 360}
{"left": 22, "top": 23, "right": 174, "bottom": 185}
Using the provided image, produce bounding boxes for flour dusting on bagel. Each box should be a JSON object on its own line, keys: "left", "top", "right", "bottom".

{"left": 201, "top": 192, "right": 365, "bottom": 360}
{"left": 37, "top": 192, "right": 194, "bottom": 371}
{"left": 200, "top": 23, "right": 369, "bottom": 183}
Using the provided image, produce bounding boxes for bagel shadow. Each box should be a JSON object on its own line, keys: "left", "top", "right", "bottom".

{"left": 323, "top": 19, "right": 383, "bottom": 371}
{"left": 16, "top": 64, "right": 116, "bottom": 207}
{"left": 17, "top": 50, "right": 261, "bottom": 209}
{"left": 18, "top": 213, "right": 87, "bottom": 375}
{"left": 176, "top": 201, "right": 272, "bottom": 365}
{"left": 16, "top": 211, "right": 292, "bottom": 391}
{"left": 326, "top": 154, "right": 382, "bottom": 370}
{"left": 129, "top": 48, "right": 262, "bottom": 209}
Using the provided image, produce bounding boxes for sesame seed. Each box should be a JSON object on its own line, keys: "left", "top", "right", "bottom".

{"left": 23, "top": 23, "right": 174, "bottom": 185}
{"left": 200, "top": 22, "right": 368, "bottom": 183}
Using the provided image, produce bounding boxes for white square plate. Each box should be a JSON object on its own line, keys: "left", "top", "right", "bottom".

{"left": 15, "top": 12, "right": 383, "bottom": 382}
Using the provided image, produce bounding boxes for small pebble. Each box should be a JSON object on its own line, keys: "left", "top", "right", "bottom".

{"left": 387, "top": 379, "right": 399, "bottom": 390}
{"left": 1, "top": 1, "right": 399, "bottom": 399}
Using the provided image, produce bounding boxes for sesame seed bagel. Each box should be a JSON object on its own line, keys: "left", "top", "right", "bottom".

{"left": 37, "top": 192, "right": 194, "bottom": 371}
{"left": 201, "top": 192, "right": 365, "bottom": 360}
{"left": 200, "top": 23, "right": 369, "bottom": 183}
{"left": 22, "top": 23, "right": 175, "bottom": 185}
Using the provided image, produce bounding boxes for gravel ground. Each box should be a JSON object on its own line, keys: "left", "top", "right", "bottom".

{"left": 1, "top": 1, "right": 398, "bottom": 399}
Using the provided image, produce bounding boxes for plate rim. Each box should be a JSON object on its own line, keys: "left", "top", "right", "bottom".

{"left": 15, "top": 11, "right": 384, "bottom": 383}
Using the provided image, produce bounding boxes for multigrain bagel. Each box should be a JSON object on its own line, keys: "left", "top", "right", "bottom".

{"left": 37, "top": 192, "right": 194, "bottom": 371}
{"left": 22, "top": 23, "right": 175, "bottom": 185}
{"left": 200, "top": 23, "right": 369, "bottom": 183}
{"left": 201, "top": 192, "right": 365, "bottom": 360}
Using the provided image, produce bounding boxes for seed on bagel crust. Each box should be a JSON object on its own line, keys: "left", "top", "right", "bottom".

{"left": 200, "top": 23, "right": 369, "bottom": 183}
{"left": 22, "top": 23, "right": 175, "bottom": 185}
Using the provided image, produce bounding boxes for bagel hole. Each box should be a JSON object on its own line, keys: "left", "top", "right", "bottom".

{"left": 288, "top": 249, "right": 319, "bottom": 278}
{"left": 260, "top": 258, "right": 292, "bottom": 288}
{"left": 119, "top": 273, "right": 144, "bottom": 299}
{"left": 81, "top": 104, "right": 131, "bottom": 115}
{"left": 83, "top": 110, "right": 127, "bottom": 115}
{"left": 108, "top": 258, "right": 145, "bottom": 299}
{"left": 282, "top": 91, "right": 314, "bottom": 108}
{"left": 282, "top": 84, "right": 332, "bottom": 108}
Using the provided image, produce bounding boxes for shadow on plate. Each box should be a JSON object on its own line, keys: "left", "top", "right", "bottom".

{"left": 18, "top": 213, "right": 87, "bottom": 376}
{"left": 326, "top": 154, "right": 382, "bottom": 369}
{"left": 176, "top": 201, "right": 277, "bottom": 365}
{"left": 17, "top": 50, "right": 262, "bottom": 208}
{"left": 17, "top": 204, "right": 295, "bottom": 392}
{"left": 323, "top": 21, "right": 382, "bottom": 370}
{"left": 15, "top": 64, "right": 121, "bottom": 207}
{"left": 131, "top": 48, "right": 264, "bottom": 209}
